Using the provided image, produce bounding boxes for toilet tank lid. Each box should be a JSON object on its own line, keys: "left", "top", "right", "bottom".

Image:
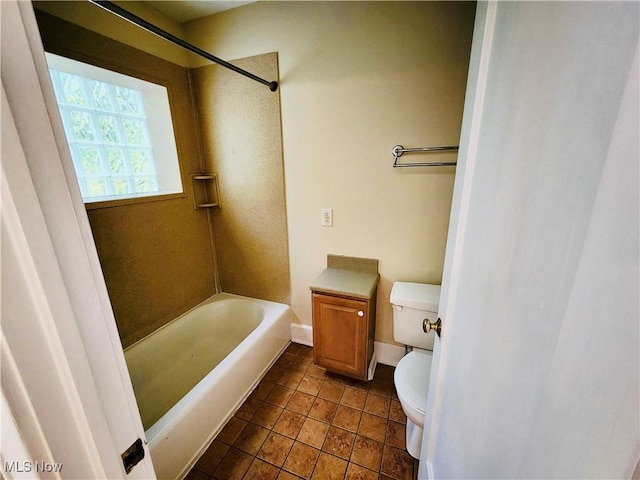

{"left": 390, "top": 282, "right": 441, "bottom": 311}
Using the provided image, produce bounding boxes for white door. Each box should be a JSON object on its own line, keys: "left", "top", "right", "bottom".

{"left": 1, "top": 2, "right": 155, "bottom": 478}
{"left": 420, "top": 2, "right": 639, "bottom": 478}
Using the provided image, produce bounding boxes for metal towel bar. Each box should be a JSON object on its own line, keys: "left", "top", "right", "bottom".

{"left": 392, "top": 144, "right": 458, "bottom": 167}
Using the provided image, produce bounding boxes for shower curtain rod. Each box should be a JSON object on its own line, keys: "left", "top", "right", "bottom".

{"left": 88, "top": 0, "right": 279, "bottom": 92}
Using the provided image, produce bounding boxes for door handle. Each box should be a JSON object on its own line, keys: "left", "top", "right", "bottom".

{"left": 422, "top": 317, "right": 442, "bottom": 338}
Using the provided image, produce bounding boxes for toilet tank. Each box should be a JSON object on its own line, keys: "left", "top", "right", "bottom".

{"left": 390, "top": 282, "right": 441, "bottom": 350}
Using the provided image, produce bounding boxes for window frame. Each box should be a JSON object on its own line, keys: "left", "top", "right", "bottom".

{"left": 44, "top": 52, "right": 188, "bottom": 210}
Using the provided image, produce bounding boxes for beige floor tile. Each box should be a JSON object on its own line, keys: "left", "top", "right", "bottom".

{"left": 236, "top": 396, "right": 262, "bottom": 421}
{"left": 278, "top": 371, "right": 304, "bottom": 389}
{"left": 286, "top": 390, "right": 316, "bottom": 416}
{"left": 233, "top": 422, "right": 270, "bottom": 455}
{"left": 322, "top": 426, "right": 355, "bottom": 460}
{"left": 305, "top": 364, "right": 328, "bottom": 379}
{"left": 332, "top": 404, "right": 362, "bottom": 432}
{"left": 369, "top": 378, "right": 394, "bottom": 398}
{"left": 251, "top": 403, "right": 284, "bottom": 429}
{"left": 276, "top": 470, "right": 302, "bottom": 480}
{"left": 296, "top": 346, "right": 314, "bottom": 359}
{"left": 385, "top": 421, "right": 406, "bottom": 450}
{"left": 285, "top": 343, "right": 303, "bottom": 356}
{"left": 296, "top": 357, "right": 315, "bottom": 371}
{"left": 364, "top": 393, "right": 391, "bottom": 418}
{"left": 389, "top": 400, "right": 406, "bottom": 424}
{"left": 311, "top": 452, "right": 348, "bottom": 480}
{"left": 185, "top": 349, "right": 410, "bottom": 480}
{"left": 358, "top": 412, "right": 388, "bottom": 442}
{"left": 184, "top": 469, "right": 209, "bottom": 480}
{"left": 297, "top": 376, "right": 323, "bottom": 396}
{"left": 325, "top": 371, "right": 348, "bottom": 385}
{"left": 193, "top": 440, "right": 228, "bottom": 475}
{"left": 318, "top": 380, "right": 345, "bottom": 403}
{"left": 381, "top": 445, "right": 414, "bottom": 480}
{"left": 350, "top": 435, "right": 383, "bottom": 472}
{"left": 340, "top": 386, "right": 367, "bottom": 410}
{"left": 297, "top": 417, "right": 330, "bottom": 449}
{"left": 242, "top": 457, "right": 280, "bottom": 480}
{"left": 213, "top": 447, "right": 253, "bottom": 480}
{"left": 266, "top": 385, "right": 296, "bottom": 408}
{"left": 263, "top": 366, "right": 286, "bottom": 384}
{"left": 217, "top": 417, "right": 247, "bottom": 445}
{"left": 345, "top": 377, "right": 370, "bottom": 391}
{"left": 252, "top": 381, "right": 276, "bottom": 401}
{"left": 273, "top": 409, "right": 306, "bottom": 439}
{"left": 283, "top": 441, "right": 320, "bottom": 480}
{"left": 308, "top": 397, "right": 338, "bottom": 423}
{"left": 257, "top": 431, "right": 294, "bottom": 468}
{"left": 345, "top": 462, "right": 379, "bottom": 480}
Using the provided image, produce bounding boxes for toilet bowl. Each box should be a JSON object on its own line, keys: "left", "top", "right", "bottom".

{"left": 394, "top": 350, "right": 432, "bottom": 458}
{"left": 391, "top": 282, "right": 440, "bottom": 459}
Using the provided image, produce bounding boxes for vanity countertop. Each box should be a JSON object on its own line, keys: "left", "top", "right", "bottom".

{"left": 309, "top": 255, "right": 379, "bottom": 300}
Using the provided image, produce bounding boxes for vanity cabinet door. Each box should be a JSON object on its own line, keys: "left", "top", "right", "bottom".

{"left": 312, "top": 293, "right": 369, "bottom": 379}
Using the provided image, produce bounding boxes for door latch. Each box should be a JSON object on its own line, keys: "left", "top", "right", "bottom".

{"left": 121, "top": 438, "right": 145, "bottom": 474}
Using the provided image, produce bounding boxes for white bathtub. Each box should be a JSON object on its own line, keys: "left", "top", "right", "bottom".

{"left": 124, "top": 293, "right": 292, "bottom": 480}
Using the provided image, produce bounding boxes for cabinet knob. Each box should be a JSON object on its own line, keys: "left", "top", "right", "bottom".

{"left": 357, "top": 310, "right": 364, "bottom": 317}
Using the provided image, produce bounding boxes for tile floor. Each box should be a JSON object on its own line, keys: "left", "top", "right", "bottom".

{"left": 185, "top": 343, "right": 418, "bottom": 480}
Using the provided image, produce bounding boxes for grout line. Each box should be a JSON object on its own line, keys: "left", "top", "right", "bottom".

{"left": 189, "top": 345, "right": 414, "bottom": 480}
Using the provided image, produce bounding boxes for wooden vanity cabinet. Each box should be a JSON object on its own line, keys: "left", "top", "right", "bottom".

{"left": 312, "top": 292, "right": 376, "bottom": 380}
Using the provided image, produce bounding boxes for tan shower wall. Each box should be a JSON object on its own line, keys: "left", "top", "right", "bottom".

{"left": 35, "top": 11, "right": 216, "bottom": 348}
{"left": 191, "top": 54, "right": 291, "bottom": 304}
{"left": 185, "top": 2, "right": 476, "bottom": 345}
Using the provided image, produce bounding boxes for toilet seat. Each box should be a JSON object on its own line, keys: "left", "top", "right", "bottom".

{"left": 394, "top": 350, "right": 432, "bottom": 420}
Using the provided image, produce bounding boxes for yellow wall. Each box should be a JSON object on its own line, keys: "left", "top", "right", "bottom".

{"left": 33, "top": 1, "right": 192, "bottom": 66}
{"left": 32, "top": 0, "right": 475, "bottom": 346}
{"left": 185, "top": 2, "right": 475, "bottom": 344}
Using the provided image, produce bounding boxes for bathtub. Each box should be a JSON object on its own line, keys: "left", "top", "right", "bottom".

{"left": 124, "top": 293, "right": 292, "bottom": 480}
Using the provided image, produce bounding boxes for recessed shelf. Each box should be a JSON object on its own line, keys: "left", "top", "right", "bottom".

{"left": 191, "top": 173, "right": 220, "bottom": 209}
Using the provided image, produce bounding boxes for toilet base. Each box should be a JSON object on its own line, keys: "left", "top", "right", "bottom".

{"left": 405, "top": 418, "right": 423, "bottom": 459}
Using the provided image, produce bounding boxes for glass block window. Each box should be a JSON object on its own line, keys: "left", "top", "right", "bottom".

{"left": 46, "top": 53, "right": 182, "bottom": 204}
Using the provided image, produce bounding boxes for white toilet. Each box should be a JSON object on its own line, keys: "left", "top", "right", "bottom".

{"left": 390, "top": 281, "right": 441, "bottom": 459}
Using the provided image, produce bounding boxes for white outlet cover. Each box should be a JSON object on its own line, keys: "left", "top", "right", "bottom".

{"left": 321, "top": 208, "right": 333, "bottom": 226}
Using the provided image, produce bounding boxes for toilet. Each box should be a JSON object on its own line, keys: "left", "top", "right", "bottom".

{"left": 390, "top": 281, "right": 441, "bottom": 459}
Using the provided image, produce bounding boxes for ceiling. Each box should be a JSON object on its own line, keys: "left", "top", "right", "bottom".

{"left": 146, "top": 1, "right": 255, "bottom": 23}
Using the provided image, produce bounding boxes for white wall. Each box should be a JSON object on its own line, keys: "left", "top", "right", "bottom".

{"left": 185, "top": 2, "right": 475, "bottom": 344}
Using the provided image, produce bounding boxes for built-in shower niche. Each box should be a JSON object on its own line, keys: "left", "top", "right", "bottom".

{"left": 191, "top": 52, "right": 291, "bottom": 306}
{"left": 191, "top": 173, "right": 220, "bottom": 209}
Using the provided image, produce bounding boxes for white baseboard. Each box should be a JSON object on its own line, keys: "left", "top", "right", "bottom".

{"left": 290, "top": 323, "right": 313, "bottom": 346}
{"left": 367, "top": 351, "right": 377, "bottom": 381}
{"left": 374, "top": 341, "right": 406, "bottom": 367}
{"left": 289, "top": 324, "right": 406, "bottom": 367}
